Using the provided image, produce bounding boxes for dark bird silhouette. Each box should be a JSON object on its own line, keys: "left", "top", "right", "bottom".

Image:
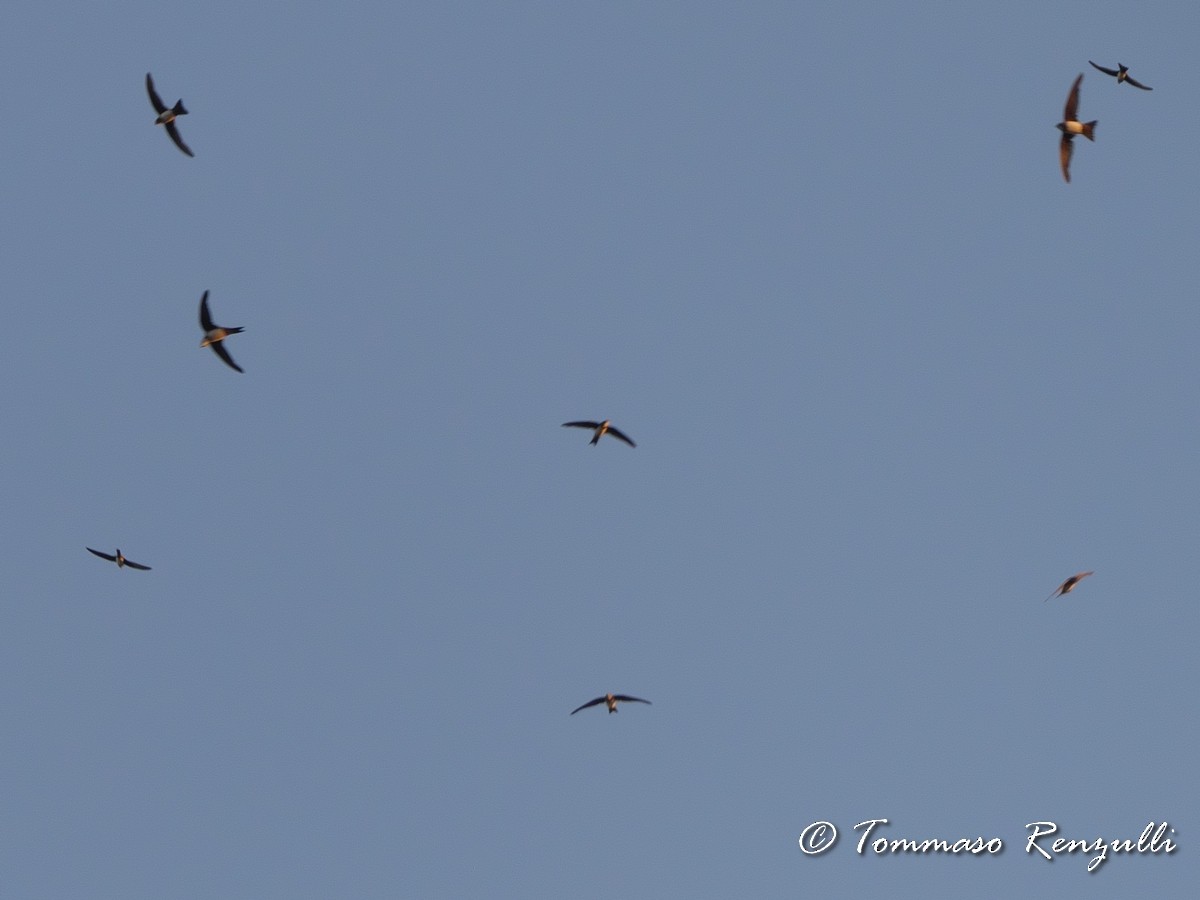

{"left": 1088, "top": 61, "right": 1152, "bottom": 91}
{"left": 1045, "top": 571, "right": 1094, "bottom": 602}
{"left": 571, "top": 693, "right": 652, "bottom": 715}
{"left": 146, "top": 73, "right": 194, "bottom": 157}
{"left": 87, "top": 547, "right": 151, "bottom": 571}
{"left": 561, "top": 420, "right": 636, "bottom": 447}
{"left": 1056, "top": 74, "right": 1097, "bottom": 183}
{"left": 199, "top": 290, "right": 245, "bottom": 373}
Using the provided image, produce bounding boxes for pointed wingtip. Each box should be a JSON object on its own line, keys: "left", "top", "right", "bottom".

{"left": 199, "top": 290, "right": 212, "bottom": 328}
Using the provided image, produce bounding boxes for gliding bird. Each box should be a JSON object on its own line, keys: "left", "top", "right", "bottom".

{"left": 570, "top": 693, "right": 652, "bottom": 715}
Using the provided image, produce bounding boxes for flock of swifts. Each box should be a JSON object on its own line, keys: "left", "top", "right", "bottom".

{"left": 84, "top": 73, "right": 650, "bottom": 718}
{"left": 1045, "top": 61, "right": 1151, "bottom": 596}
{"left": 1057, "top": 60, "right": 1152, "bottom": 183}
{"left": 85, "top": 63, "right": 1132, "bottom": 716}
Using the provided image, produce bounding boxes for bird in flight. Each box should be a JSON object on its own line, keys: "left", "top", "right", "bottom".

{"left": 1056, "top": 74, "right": 1097, "bottom": 183}
{"left": 571, "top": 693, "right": 652, "bottom": 715}
{"left": 146, "top": 73, "right": 194, "bottom": 157}
{"left": 562, "top": 420, "right": 636, "bottom": 447}
{"left": 1045, "top": 571, "right": 1094, "bottom": 602}
{"left": 1088, "top": 61, "right": 1152, "bottom": 91}
{"left": 87, "top": 547, "right": 152, "bottom": 571}
{"left": 199, "top": 290, "right": 245, "bottom": 373}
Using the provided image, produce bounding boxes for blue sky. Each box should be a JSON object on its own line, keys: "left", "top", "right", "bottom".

{"left": 1, "top": 2, "right": 1195, "bottom": 897}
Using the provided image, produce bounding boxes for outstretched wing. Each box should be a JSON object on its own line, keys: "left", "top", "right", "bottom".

{"left": 145, "top": 72, "right": 167, "bottom": 114}
{"left": 1088, "top": 61, "right": 1119, "bottom": 78}
{"left": 605, "top": 426, "right": 636, "bottom": 448}
{"left": 123, "top": 559, "right": 152, "bottom": 571}
{"left": 1064, "top": 571, "right": 1094, "bottom": 591}
{"left": 570, "top": 696, "right": 606, "bottom": 715}
{"left": 87, "top": 547, "right": 117, "bottom": 562}
{"left": 562, "top": 421, "right": 601, "bottom": 430}
{"left": 1059, "top": 134, "right": 1073, "bottom": 183}
{"left": 165, "top": 121, "right": 194, "bottom": 157}
{"left": 1123, "top": 74, "right": 1152, "bottom": 91}
{"left": 199, "top": 290, "right": 214, "bottom": 330}
{"left": 210, "top": 341, "right": 244, "bottom": 374}
{"left": 611, "top": 695, "right": 651, "bottom": 706}
{"left": 1063, "top": 73, "right": 1083, "bottom": 121}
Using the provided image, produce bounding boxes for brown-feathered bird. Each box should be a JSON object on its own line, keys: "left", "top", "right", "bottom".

{"left": 199, "top": 290, "right": 245, "bottom": 373}
{"left": 1056, "top": 74, "right": 1097, "bottom": 183}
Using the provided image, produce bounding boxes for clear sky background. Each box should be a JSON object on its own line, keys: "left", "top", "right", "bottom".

{"left": 1, "top": 2, "right": 1195, "bottom": 897}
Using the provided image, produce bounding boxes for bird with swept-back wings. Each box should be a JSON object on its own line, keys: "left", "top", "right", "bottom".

{"left": 1056, "top": 74, "right": 1097, "bottom": 183}
{"left": 146, "top": 72, "right": 194, "bottom": 157}
{"left": 199, "top": 290, "right": 245, "bottom": 373}
{"left": 1088, "top": 61, "right": 1152, "bottom": 91}
{"left": 87, "top": 547, "right": 152, "bottom": 571}
{"left": 570, "top": 693, "right": 652, "bottom": 715}
{"left": 561, "top": 419, "right": 636, "bottom": 447}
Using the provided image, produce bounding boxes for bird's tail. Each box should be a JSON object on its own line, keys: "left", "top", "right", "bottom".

{"left": 172, "top": 100, "right": 189, "bottom": 117}
{"left": 1081, "top": 121, "right": 1097, "bottom": 141}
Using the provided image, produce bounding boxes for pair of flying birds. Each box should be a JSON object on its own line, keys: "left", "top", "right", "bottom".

{"left": 145, "top": 78, "right": 245, "bottom": 371}
{"left": 147, "top": 77, "right": 242, "bottom": 370}
{"left": 85, "top": 416, "right": 625, "bottom": 574}
{"left": 84, "top": 540, "right": 1095, "bottom": 604}
{"left": 573, "top": 576, "right": 1085, "bottom": 727}
{"left": 1057, "top": 61, "right": 1152, "bottom": 183}
{"left": 562, "top": 424, "right": 639, "bottom": 719}
{"left": 86, "top": 296, "right": 242, "bottom": 572}
{"left": 88, "top": 530, "right": 651, "bottom": 720}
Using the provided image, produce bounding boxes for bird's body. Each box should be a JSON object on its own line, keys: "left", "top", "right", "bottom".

{"left": 87, "top": 547, "right": 151, "bottom": 571}
{"left": 199, "top": 290, "right": 245, "bottom": 373}
{"left": 570, "top": 693, "right": 652, "bottom": 715}
{"left": 1057, "top": 73, "right": 1097, "bottom": 183}
{"left": 561, "top": 419, "right": 636, "bottom": 447}
{"left": 1045, "top": 571, "right": 1094, "bottom": 602}
{"left": 146, "top": 73, "right": 194, "bottom": 157}
{"left": 1088, "top": 61, "right": 1152, "bottom": 91}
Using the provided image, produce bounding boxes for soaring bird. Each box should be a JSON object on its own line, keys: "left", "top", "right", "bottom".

{"left": 1056, "top": 74, "right": 1097, "bottom": 183}
{"left": 199, "top": 290, "right": 245, "bottom": 373}
{"left": 1088, "top": 61, "right": 1152, "bottom": 91}
{"left": 146, "top": 73, "right": 194, "bottom": 157}
{"left": 1045, "top": 571, "right": 1093, "bottom": 602}
{"left": 87, "top": 547, "right": 152, "bottom": 571}
{"left": 571, "top": 693, "right": 652, "bottom": 715}
{"left": 561, "top": 420, "right": 636, "bottom": 447}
